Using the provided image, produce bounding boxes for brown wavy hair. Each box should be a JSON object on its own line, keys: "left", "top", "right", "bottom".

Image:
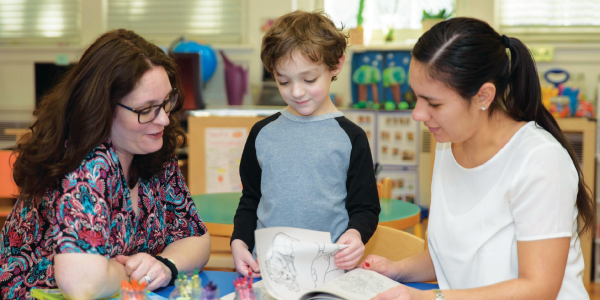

{"left": 261, "top": 10, "right": 348, "bottom": 81}
{"left": 12, "top": 29, "right": 187, "bottom": 205}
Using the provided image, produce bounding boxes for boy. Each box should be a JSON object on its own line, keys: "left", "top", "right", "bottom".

{"left": 231, "top": 10, "right": 380, "bottom": 277}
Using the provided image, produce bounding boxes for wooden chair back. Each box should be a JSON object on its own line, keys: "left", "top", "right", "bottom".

{"left": 361, "top": 225, "right": 425, "bottom": 262}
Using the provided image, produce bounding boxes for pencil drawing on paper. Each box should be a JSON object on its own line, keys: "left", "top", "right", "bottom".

{"left": 333, "top": 269, "right": 392, "bottom": 296}
{"left": 264, "top": 232, "right": 346, "bottom": 292}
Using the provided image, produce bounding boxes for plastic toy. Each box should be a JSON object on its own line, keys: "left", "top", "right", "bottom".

{"left": 541, "top": 85, "right": 558, "bottom": 110}
{"left": 173, "top": 38, "right": 218, "bottom": 83}
{"left": 544, "top": 68, "right": 570, "bottom": 88}
{"left": 575, "top": 99, "right": 595, "bottom": 118}
{"left": 561, "top": 86, "right": 580, "bottom": 117}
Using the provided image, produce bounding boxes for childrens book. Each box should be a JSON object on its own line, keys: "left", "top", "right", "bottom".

{"left": 240, "top": 227, "right": 401, "bottom": 300}
{"left": 296, "top": 268, "right": 400, "bottom": 300}
{"left": 222, "top": 268, "right": 400, "bottom": 300}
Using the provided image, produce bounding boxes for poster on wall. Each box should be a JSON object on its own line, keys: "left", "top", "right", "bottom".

{"left": 342, "top": 110, "right": 377, "bottom": 162}
{"left": 205, "top": 127, "right": 248, "bottom": 193}
{"left": 377, "top": 111, "right": 419, "bottom": 166}
{"left": 351, "top": 51, "right": 384, "bottom": 106}
{"left": 377, "top": 168, "right": 419, "bottom": 205}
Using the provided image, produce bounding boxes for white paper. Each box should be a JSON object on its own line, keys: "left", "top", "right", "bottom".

{"left": 205, "top": 128, "right": 248, "bottom": 193}
{"left": 255, "top": 227, "right": 349, "bottom": 300}
{"left": 299, "top": 269, "right": 401, "bottom": 300}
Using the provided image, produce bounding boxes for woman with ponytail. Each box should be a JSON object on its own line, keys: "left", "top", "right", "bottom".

{"left": 361, "top": 17, "right": 593, "bottom": 300}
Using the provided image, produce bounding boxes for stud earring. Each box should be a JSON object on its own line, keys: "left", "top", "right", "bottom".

{"left": 481, "top": 106, "right": 486, "bottom": 111}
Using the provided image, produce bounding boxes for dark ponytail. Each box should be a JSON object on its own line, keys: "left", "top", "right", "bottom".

{"left": 413, "top": 17, "right": 595, "bottom": 236}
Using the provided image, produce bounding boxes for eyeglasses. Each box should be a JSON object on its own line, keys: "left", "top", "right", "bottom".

{"left": 117, "top": 88, "right": 179, "bottom": 124}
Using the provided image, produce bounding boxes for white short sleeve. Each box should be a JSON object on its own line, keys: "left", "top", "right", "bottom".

{"left": 509, "top": 144, "right": 578, "bottom": 241}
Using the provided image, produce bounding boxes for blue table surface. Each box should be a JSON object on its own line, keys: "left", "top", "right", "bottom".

{"left": 153, "top": 271, "right": 439, "bottom": 298}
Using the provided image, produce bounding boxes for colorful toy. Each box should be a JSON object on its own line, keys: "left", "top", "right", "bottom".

{"left": 561, "top": 86, "right": 580, "bottom": 117}
{"left": 172, "top": 38, "right": 218, "bottom": 83}
{"left": 542, "top": 68, "right": 594, "bottom": 118}
{"left": 575, "top": 99, "right": 595, "bottom": 118}
{"left": 541, "top": 85, "right": 559, "bottom": 110}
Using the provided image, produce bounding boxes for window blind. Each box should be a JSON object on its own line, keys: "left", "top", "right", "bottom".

{"left": 324, "top": 0, "right": 453, "bottom": 30}
{"left": 0, "top": 0, "right": 80, "bottom": 45}
{"left": 107, "top": 0, "right": 243, "bottom": 45}
{"left": 500, "top": 0, "right": 600, "bottom": 34}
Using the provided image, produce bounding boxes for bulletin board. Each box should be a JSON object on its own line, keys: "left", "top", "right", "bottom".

{"left": 376, "top": 168, "right": 419, "bottom": 205}
{"left": 342, "top": 109, "right": 377, "bottom": 162}
{"left": 187, "top": 115, "right": 265, "bottom": 195}
{"left": 376, "top": 111, "right": 419, "bottom": 166}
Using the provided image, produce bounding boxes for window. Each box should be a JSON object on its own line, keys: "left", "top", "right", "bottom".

{"left": 0, "top": 0, "right": 80, "bottom": 45}
{"left": 324, "top": 0, "right": 453, "bottom": 30}
{"left": 107, "top": 0, "right": 245, "bottom": 45}
{"left": 499, "top": 0, "right": 600, "bottom": 39}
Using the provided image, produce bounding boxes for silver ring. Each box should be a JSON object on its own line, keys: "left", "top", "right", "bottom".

{"left": 143, "top": 275, "right": 152, "bottom": 283}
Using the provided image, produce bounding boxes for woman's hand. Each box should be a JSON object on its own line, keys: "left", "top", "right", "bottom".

{"left": 371, "top": 285, "right": 432, "bottom": 300}
{"left": 335, "top": 229, "right": 365, "bottom": 270}
{"left": 231, "top": 239, "right": 261, "bottom": 278}
{"left": 359, "top": 254, "right": 401, "bottom": 280}
{"left": 115, "top": 253, "right": 171, "bottom": 290}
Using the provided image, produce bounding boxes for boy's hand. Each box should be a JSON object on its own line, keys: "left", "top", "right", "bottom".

{"left": 231, "top": 239, "right": 261, "bottom": 278}
{"left": 334, "top": 229, "right": 364, "bottom": 270}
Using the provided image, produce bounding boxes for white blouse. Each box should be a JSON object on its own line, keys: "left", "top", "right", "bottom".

{"left": 428, "top": 121, "right": 588, "bottom": 299}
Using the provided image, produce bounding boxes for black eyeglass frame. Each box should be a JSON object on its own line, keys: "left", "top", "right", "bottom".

{"left": 117, "top": 88, "right": 179, "bottom": 124}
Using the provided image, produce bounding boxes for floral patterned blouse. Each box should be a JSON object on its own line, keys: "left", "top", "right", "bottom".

{"left": 0, "top": 138, "right": 207, "bottom": 300}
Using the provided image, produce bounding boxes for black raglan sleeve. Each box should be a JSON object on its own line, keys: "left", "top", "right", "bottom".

{"left": 335, "top": 116, "right": 381, "bottom": 244}
{"left": 230, "top": 113, "right": 281, "bottom": 250}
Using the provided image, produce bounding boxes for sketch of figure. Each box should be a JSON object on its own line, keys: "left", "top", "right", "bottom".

{"left": 264, "top": 233, "right": 347, "bottom": 293}
{"left": 334, "top": 270, "right": 391, "bottom": 295}
{"left": 308, "top": 243, "right": 344, "bottom": 287}
{"left": 265, "top": 233, "right": 301, "bottom": 292}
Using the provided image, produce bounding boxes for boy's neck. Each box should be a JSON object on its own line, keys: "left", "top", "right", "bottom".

{"left": 285, "top": 98, "right": 339, "bottom": 117}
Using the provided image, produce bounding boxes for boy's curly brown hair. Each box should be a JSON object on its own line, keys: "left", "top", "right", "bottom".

{"left": 261, "top": 10, "right": 348, "bottom": 81}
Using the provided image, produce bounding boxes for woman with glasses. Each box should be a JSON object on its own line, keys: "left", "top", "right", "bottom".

{"left": 0, "top": 29, "right": 210, "bottom": 300}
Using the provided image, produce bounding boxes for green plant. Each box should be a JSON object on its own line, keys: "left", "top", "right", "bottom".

{"left": 357, "top": 0, "right": 365, "bottom": 27}
{"left": 422, "top": 8, "right": 452, "bottom": 21}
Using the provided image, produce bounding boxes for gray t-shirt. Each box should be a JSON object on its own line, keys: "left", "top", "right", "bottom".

{"left": 231, "top": 109, "right": 380, "bottom": 250}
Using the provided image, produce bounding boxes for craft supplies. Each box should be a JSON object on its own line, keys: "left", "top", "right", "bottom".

{"left": 120, "top": 279, "right": 149, "bottom": 300}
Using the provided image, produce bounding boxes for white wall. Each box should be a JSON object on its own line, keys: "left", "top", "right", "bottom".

{"left": 0, "top": 0, "right": 293, "bottom": 124}
{"left": 1, "top": 0, "right": 599, "bottom": 118}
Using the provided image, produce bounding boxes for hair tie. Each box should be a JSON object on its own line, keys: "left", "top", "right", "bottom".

{"left": 502, "top": 35, "right": 511, "bottom": 49}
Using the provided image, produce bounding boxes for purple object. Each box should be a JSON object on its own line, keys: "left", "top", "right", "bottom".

{"left": 221, "top": 50, "right": 248, "bottom": 106}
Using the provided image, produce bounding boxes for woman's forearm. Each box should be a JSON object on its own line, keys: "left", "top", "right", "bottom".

{"left": 394, "top": 250, "right": 437, "bottom": 283}
{"left": 55, "top": 255, "right": 128, "bottom": 300}
{"left": 159, "top": 234, "right": 211, "bottom": 276}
